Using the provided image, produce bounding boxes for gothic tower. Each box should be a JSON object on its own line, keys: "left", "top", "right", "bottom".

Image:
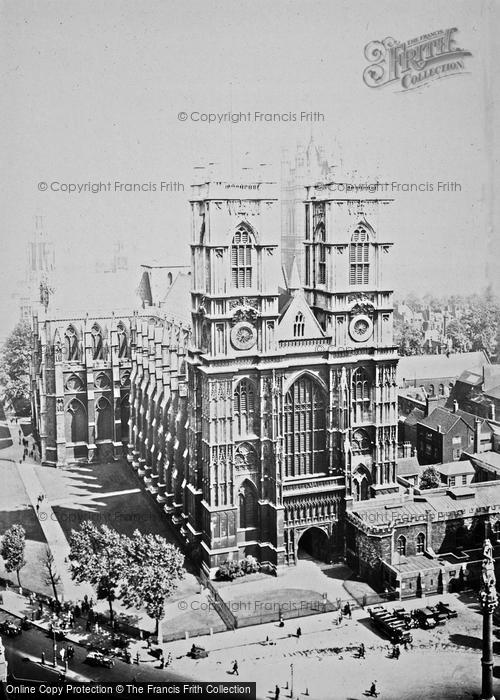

{"left": 186, "top": 174, "right": 283, "bottom": 574}
{"left": 303, "top": 186, "right": 399, "bottom": 503}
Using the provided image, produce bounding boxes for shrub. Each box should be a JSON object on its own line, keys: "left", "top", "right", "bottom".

{"left": 240, "top": 555, "right": 259, "bottom": 574}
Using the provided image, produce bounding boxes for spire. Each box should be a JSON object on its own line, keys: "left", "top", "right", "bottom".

{"left": 287, "top": 256, "right": 302, "bottom": 294}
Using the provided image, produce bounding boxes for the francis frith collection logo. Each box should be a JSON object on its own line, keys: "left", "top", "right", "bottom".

{"left": 363, "top": 28, "right": 472, "bottom": 91}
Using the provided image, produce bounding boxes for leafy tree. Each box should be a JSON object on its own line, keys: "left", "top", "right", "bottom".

{"left": 0, "top": 321, "right": 32, "bottom": 410}
{"left": 445, "top": 319, "right": 471, "bottom": 353}
{"left": 419, "top": 466, "right": 441, "bottom": 490}
{"left": 395, "top": 323, "right": 425, "bottom": 356}
{"left": 68, "top": 522, "right": 126, "bottom": 623}
{"left": 1, "top": 524, "right": 27, "bottom": 586}
{"left": 41, "top": 546, "right": 61, "bottom": 603}
{"left": 121, "top": 531, "right": 185, "bottom": 641}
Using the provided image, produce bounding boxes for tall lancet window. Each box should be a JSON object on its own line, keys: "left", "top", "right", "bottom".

{"left": 91, "top": 324, "right": 104, "bottom": 360}
{"left": 349, "top": 225, "right": 370, "bottom": 285}
{"left": 233, "top": 379, "right": 256, "bottom": 436}
{"left": 352, "top": 367, "right": 372, "bottom": 423}
{"left": 117, "top": 322, "right": 128, "bottom": 358}
{"left": 231, "top": 225, "right": 254, "bottom": 289}
{"left": 314, "top": 223, "right": 326, "bottom": 285}
{"left": 283, "top": 376, "right": 326, "bottom": 478}
{"left": 293, "top": 312, "right": 305, "bottom": 338}
{"left": 64, "top": 325, "right": 80, "bottom": 361}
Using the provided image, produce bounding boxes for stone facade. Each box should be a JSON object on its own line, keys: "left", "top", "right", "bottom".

{"left": 31, "top": 315, "right": 133, "bottom": 466}
{"left": 32, "top": 170, "right": 401, "bottom": 578}
{"left": 346, "top": 481, "right": 500, "bottom": 597}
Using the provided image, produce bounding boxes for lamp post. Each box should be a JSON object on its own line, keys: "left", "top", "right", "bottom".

{"left": 479, "top": 539, "right": 498, "bottom": 700}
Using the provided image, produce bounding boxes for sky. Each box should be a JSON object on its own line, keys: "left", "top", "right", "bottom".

{"left": 1, "top": 0, "right": 499, "bottom": 334}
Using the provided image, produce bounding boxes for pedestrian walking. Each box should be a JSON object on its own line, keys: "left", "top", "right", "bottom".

{"left": 41, "top": 651, "right": 45, "bottom": 665}
{"left": 296, "top": 627, "right": 301, "bottom": 638}
{"left": 274, "top": 685, "right": 280, "bottom": 699}
{"left": 359, "top": 643, "right": 365, "bottom": 659}
{"left": 232, "top": 660, "right": 239, "bottom": 676}
{"left": 136, "top": 651, "right": 140, "bottom": 665}
{"left": 368, "top": 681, "right": 379, "bottom": 697}
{"left": 36, "top": 503, "right": 39, "bottom": 513}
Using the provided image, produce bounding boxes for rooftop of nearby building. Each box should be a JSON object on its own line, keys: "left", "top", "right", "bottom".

{"left": 436, "top": 460, "right": 475, "bottom": 476}
{"left": 397, "top": 351, "right": 489, "bottom": 386}
{"left": 456, "top": 370, "right": 483, "bottom": 387}
{"left": 403, "top": 407, "right": 425, "bottom": 427}
{"left": 396, "top": 456, "right": 422, "bottom": 477}
{"left": 160, "top": 271, "right": 191, "bottom": 323}
{"left": 465, "top": 450, "right": 500, "bottom": 473}
{"left": 418, "top": 405, "right": 491, "bottom": 433}
{"left": 350, "top": 479, "right": 500, "bottom": 528}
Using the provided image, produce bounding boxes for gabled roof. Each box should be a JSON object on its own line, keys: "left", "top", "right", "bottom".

{"left": 397, "top": 456, "right": 422, "bottom": 477}
{"left": 404, "top": 407, "right": 425, "bottom": 427}
{"left": 418, "top": 406, "right": 491, "bottom": 434}
{"left": 276, "top": 292, "right": 325, "bottom": 342}
{"left": 418, "top": 406, "right": 462, "bottom": 432}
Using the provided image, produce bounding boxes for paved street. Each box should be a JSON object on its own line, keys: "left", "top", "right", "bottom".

{"left": 0, "top": 610, "right": 188, "bottom": 684}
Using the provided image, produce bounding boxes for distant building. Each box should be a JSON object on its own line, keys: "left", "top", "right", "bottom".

{"left": 397, "top": 351, "right": 490, "bottom": 396}
{"left": 416, "top": 404, "right": 493, "bottom": 465}
{"left": 447, "top": 364, "right": 500, "bottom": 421}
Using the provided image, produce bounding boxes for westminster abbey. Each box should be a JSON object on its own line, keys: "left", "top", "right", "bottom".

{"left": 32, "top": 147, "right": 399, "bottom": 576}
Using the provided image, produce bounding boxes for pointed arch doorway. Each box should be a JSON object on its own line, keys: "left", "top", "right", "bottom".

{"left": 297, "top": 526, "right": 330, "bottom": 563}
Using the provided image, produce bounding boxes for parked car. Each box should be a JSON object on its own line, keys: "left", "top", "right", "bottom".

{"left": 413, "top": 607, "right": 437, "bottom": 629}
{"left": 188, "top": 644, "right": 208, "bottom": 659}
{"left": 369, "top": 608, "right": 413, "bottom": 645}
{"left": 393, "top": 608, "right": 415, "bottom": 629}
{"left": 85, "top": 651, "right": 115, "bottom": 668}
{"left": 0, "top": 620, "right": 21, "bottom": 637}
{"left": 427, "top": 605, "right": 448, "bottom": 624}
{"left": 435, "top": 601, "right": 458, "bottom": 619}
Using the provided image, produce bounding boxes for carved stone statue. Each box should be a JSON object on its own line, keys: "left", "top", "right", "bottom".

{"left": 481, "top": 538, "right": 496, "bottom": 591}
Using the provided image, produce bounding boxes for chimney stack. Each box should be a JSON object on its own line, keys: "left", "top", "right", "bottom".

{"left": 403, "top": 441, "right": 411, "bottom": 458}
{"left": 473, "top": 418, "right": 481, "bottom": 454}
{"left": 453, "top": 400, "right": 459, "bottom": 413}
{"left": 490, "top": 403, "right": 496, "bottom": 421}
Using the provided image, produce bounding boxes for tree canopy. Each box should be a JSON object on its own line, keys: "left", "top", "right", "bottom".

{"left": 1, "top": 524, "right": 27, "bottom": 586}
{"left": 419, "top": 466, "right": 441, "bottom": 490}
{"left": 120, "top": 530, "right": 185, "bottom": 637}
{"left": 0, "top": 321, "right": 32, "bottom": 407}
{"left": 68, "top": 522, "right": 127, "bottom": 622}
{"left": 68, "top": 521, "right": 185, "bottom": 634}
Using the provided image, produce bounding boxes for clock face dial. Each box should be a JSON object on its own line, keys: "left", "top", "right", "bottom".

{"left": 230, "top": 321, "right": 257, "bottom": 350}
{"left": 349, "top": 314, "right": 373, "bottom": 342}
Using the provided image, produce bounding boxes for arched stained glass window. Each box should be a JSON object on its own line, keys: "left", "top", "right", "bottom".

{"left": 283, "top": 376, "right": 326, "bottom": 477}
